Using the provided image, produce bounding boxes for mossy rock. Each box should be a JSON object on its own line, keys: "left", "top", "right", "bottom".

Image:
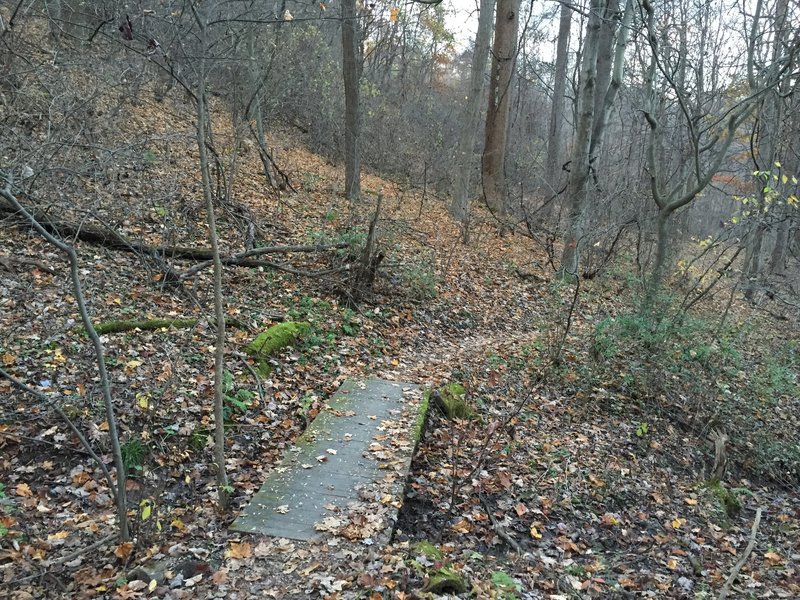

{"left": 422, "top": 566, "right": 468, "bottom": 594}
{"left": 433, "top": 382, "right": 474, "bottom": 420}
{"left": 245, "top": 321, "right": 310, "bottom": 360}
{"left": 413, "top": 540, "right": 443, "bottom": 561}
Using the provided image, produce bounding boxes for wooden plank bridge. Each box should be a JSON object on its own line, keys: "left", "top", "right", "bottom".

{"left": 231, "top": 379, "right": 425, "bottom": 543}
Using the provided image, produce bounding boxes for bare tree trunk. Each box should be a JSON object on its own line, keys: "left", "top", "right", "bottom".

{"left": 248, "top": 28, "right": 278, "bottom": 189}
{"left": 544, "top": 1, "right": 572, "bottom": 200}
{"left": 481, "top": 0, "right": 520, "bottom": 217}
{"left": 589, "top": 0, "right": 632, "bottom": 160}
{"left": 193, "top": 6, "right": 230, "bottom": 509}
{"left": 341, "top": 0, "right": 362, "bottom": 200}
{"left": 560, "top": 0, "right": 602, "bottom": 275}
{"left": 450, "top": 0, "right": 495, "bottom": 227}
{"left": 744, "top": 0, "right": 790, "bottom": 293}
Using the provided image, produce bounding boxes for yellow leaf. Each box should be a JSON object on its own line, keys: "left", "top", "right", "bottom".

{"left": 48, "top": 530, "right": 70, "bottom": 540}
{"left": 685, "top": 497, "right": 698, "bottom": 505}
{"left": 319, "top": 2, "right": 326, "bottom": 9}
{"left": 2, "top": 352, "right": 16, "bottom": 366}
{"left": 136, "top": 392, "right": 150, "bottom": 410}
{"left": 140, "top": 500, "right": 152, "bottom": 521}
{"left": 171, "top": 518, "right": 185, "bottom": 530}
{"left": 530, "top": 525, "right": 542, "bottom": 539}
{"left": 226, "top": 541, "right": 253, "bottom": 559}
{"left": 15, "top": 483, "right": 32, "bottom": 497}
{"left": 667, "top": 558, "right": 678, "bottom": 570}
{"left": 781, "top": 174, "right": 788, "bottom": 184}
{"left": 671, "top": 518, "right": 684, "bottom": 529}
{"left": 389, "top": 7, "right": 399, "bottom": 22}
{"left": 148, "top": 579, "right": 158, "bottom": 592}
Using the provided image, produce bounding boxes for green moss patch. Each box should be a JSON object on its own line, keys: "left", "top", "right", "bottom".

{"left": 413, "top": 540, "right": 443, "bottom": 561}
{"left": 434, "top": 382, "right": 474, "bottom": 420}
{"left": 245, "top": 321, "right": 311, "bottom": 360}
{"left": 422, "top": 566, "right": 468, "bottom": 594}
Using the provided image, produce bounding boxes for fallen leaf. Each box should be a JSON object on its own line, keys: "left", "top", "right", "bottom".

{"left": 226, "top": 541, "right": 253, "bottom": 559}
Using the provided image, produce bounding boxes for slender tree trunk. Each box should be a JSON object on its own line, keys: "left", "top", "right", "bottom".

{"left": 194, "top": 7, "right": 230, "bottom": 509}
{"left": 544, "top": 1, "right": 572, "bottom": 199}
{"left": 481, "top": 0, "right": 520, "bottom": 217}
{"left": 744, "top": 0, "right": 790, "bottom": 292}
{"left": 589, "top": 0, "right": 631, "bottom": 160}
{"left": 647, "top": 209, "right": 672, "bottom": 306}
{"left": 341, "top": 0, "right": 362, "bottom": 200}
{"left": 560, "top": 0, "right": 602, "bottom": 275}
{"left": 450, "top": 0, "right": 495, "bottom": 226}
{"left": 248, "top": 29, "right": 278, "bottom": 189}
{"left": 769, "top": 208, "right": 789, "bottom": 276}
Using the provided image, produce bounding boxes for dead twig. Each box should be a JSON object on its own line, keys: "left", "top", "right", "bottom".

{"left": 479, "top": 492, "right": 522, "bottom": 554}
{"left": 718, "top": 507, "right": 763, "bottom": 600}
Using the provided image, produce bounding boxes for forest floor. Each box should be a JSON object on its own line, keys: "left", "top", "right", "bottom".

{"left": 1, "top": 87, "right": 799, "bottom": 600}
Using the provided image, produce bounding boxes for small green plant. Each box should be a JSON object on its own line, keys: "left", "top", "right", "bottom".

{"left": 142, "top": 148, "right": 158, "bottom": 165}
{"left": 121, "top": 437, "right": 147, "bottom": 476}
{"left": 397, "top": 258, "right": 437, "bottom": 301}
{"left": 635, "top": 422, "right": 649, "bottom": 438}
{"left": 188, "top": 429, "right": 209, "bottom": 453}
{"left": 564, "top": 563, "right": 585, "bottom": 577}
{"left": 341, "top": 307, "right": 359, "bottom": 336}
{"left": 491, "top": 570, "right": 521, "bottom": 599}
{"left": 704, "top": 480, "right": 742, "bottom": 521}
{"left": 222, "top": 370, "right": 254, "bottom": 419}
{"left": 301, "top": 171, "right": 325, "bottom": 191}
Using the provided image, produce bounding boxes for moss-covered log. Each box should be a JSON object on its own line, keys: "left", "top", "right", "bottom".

{"left": 245, "top": 321, "right": 311, "bottom": 360}
{"left": 90, "top": 317, "right": 244, "bottom": 335}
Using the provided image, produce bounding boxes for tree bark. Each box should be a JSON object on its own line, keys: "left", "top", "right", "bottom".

{"left": 589, "top": 0, "right": 631, "bottom": 161}
{"left": 544, "top": 1, "right": 572, "bottom": 199}
{"left": 341, "top": 0, "right": 362, "bottom": 200}
{"left": 560, "top": 0, "right": 603, "bottom": 275}
{"left": 450, "top": 0, "right": 495, "bottom": 226}
{"left": 481, "top": 0, "right": 520, "bottom": 217}
{"left": 193, "top": 4, "right": 230, "bottom": 509}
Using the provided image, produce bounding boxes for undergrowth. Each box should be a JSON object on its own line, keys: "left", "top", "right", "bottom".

{"left": 584, "top": 286, "right": 799, "bottom": 487}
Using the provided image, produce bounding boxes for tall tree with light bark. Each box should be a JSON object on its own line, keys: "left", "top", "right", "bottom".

{"left": 559, "top": 0, "right": 631, "bottom": 274}
{"left": 482, "top": 0, "right": 521, "bottom": 217}
{"left": 342, "top": 0, "right": 363, "bottom": 200}
{"left": 559, "top": 0, "right": 603, "bottom": 275}
{"left": 742, "top": 0, "right": 792, "bottom": 297}
{"left": 544, "top": 1, "right": 573, "bottom": 198}
{"left": 450, "top": 0, "right": 496, "bottom": 228}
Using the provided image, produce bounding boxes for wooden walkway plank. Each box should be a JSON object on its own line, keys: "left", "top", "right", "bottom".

{"left": 231, "top": 379, "right": 424, "bottom": 542}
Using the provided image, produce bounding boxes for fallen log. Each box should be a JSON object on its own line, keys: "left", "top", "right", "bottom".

{"left": 0, "top": 197, "right": 349, "bottom": 264}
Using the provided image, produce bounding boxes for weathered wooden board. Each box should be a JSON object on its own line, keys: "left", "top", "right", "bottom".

{"left": 231, "top": 379, "right": 425, "bottom": 542}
